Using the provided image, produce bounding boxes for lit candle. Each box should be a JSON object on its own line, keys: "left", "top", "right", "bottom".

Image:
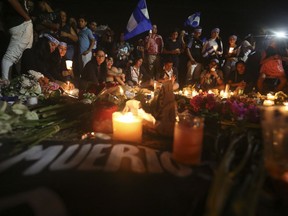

{"left": 184, "top": 90, "right": 189, "bottom": 97}
{"left": 173, "top": 115, "right": 204, "bottom": 165}
{"left": 267, "top": 93, "right": 275, "bottom": 100}
{"left": 66, "top": 81, "right": 70, "bottom": 90}
{"left": 119, "top": 86, "right": 124, "bottom": 95}
{"left": 225, "top": 84, "right": 230, "bottom": 93}
{"left": 228, "top": 47, "right": 234, "bottom": 53}
{"left": 112, "top": 112, "right": 142, "bottom": 143}
{"left": 191, "top": 90, "right": 198, "bottom": 97}
{"left": 153, "top": 80, "right": 157, "bottom": 91}
{"left": 263, "top": 100, "right": 275, "bottom": 106}
{"left": 66, "top": 60, "right": 73, "bottom": 70}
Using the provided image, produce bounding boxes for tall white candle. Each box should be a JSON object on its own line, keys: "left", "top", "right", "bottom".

{"left": 112, "top": 112, "right": 142, "bottom": 143}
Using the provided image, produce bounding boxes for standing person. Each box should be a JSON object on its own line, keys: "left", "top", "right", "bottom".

{"left": 57, "top": 10, "right": 78, "bottom": 61}
{"left": 144, "top": 24, "right": 164, "bottom": 79}
{"left": 1, "top": 0, "right": 33, "bottom": 81}
{"left": 202, "top": 28, "right": 223, "bottom": 67}
{"left": 113, "top": 32, "right": 133, "bottom": 70}
{"left": 89, "top": 20, "right": 100, "bottom": 56}
{"left": 162, "top": 28, "right": 183, "bottom": 73}
{"left": 77, "top": 15, "right": 95, "bottom": 76}
{"left": 33, "top": 0, "right": 58, "bottom": 36}
{"left": 222, "top": 35, "right": 240, "bottom": 81}
{"left": 185, "top": 26, "right": 204, "bottom": 85}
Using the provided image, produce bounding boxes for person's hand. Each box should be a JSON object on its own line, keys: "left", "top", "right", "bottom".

{"left": 62, "top": 82, "right": 75, "bottom": 90}
{"left": 38, "top": 77, "right": 49, "bottom": 86}
{"left": 239, "top": 81, "right": 246, "bottom": 88}
{"left": 120, "top": 73, "right": 126, "bottom": 81}
{"left": 62, "top": 70, "right": 73, "bottom": 77}
{"left": 82, "top": 50, "right": 90, "bottom": 56}
{"left": 60, "top": 31, "right": 69, "bottom": 37}
{"left": 174, "top": 48, "right": 181, "bottom": 54}
{"left": 171, "top": 75, "right": 176, "bottom": 83}
{"left": 210, "top": 69, "right": 217, "bottom": 77}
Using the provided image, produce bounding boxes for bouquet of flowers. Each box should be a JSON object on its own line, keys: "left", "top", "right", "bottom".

{"left": 188, "top": 93, "right": 261, "bottom": 125}
{"left": 1, "top": 70, "right": 60, "bottom": 102}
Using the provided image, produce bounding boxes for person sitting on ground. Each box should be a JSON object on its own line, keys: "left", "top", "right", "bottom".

{"left": 200, "top": 58, "right": 225, "bottom": 91}
{"left": 155, "top": 58, "right": 179, "bottom": 90}
{"left": 21, "top": 33, "right": 59, "bottom": 80}
{"left": 227, "top": 60, "right": 253, "bottom": 94}
{"left": 80, "top": 49, "right": 107, "bottom": 90}
{"left": 256, "top": 38, "right": 287, "bottom": 93}
{"left": 106, "top": 56, "right": 125, "bottom": 86}
{"left": 125, "top": 56, "right": 152, "bottom": 88}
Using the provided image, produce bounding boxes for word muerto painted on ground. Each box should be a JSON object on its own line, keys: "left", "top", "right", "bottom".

{"left": 0, "top": 143, "right": 192, "bottom": 177}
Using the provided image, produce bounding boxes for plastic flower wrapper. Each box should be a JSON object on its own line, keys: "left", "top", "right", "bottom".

{"left": 122, "top": 99, "right": 156, "bottom": 126}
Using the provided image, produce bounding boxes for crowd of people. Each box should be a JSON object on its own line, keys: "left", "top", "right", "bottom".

{"left": 1, "top": 0, "right": 288, "bottom": 95}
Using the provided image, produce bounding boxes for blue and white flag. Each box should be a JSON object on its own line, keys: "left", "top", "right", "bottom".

{"left": 184, "top": 12, "right": 201, "bottom": 28}
{"left": 124, "top": 0, "right": 152, "bottom": 40}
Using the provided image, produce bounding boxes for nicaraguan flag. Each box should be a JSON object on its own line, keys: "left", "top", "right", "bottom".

{"left": 184, "top": 12, "right": 201, "bottom": 28}
{"left": 124, "top": 0, "right": 152, "bottom": 40}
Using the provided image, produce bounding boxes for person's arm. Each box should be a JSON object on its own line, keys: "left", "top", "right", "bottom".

{"left": 8, "top": 0, "right": 30, "bottom": 21}
{"left": 186, "top": 47, "right": 196, "bottom": 64}
{"left": 61, "top": 27, "right": 78, "bottom": 42}
{"left": 214, "top": 70, "right": 224, "bottom": 85}
{"left": 83, "top": 38, "right": 95, "bottom": 55}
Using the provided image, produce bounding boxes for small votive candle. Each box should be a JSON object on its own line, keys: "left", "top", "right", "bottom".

{"left": 65, "top": 60, "right": 73, "bottom": 70}
{"left": 263, "top": 99, "right": 275, "bottom": 106}
{"left": 112, "top": 112, "right": 142, "bottom": 143}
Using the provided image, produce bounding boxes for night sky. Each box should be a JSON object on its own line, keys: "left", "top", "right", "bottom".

{"left": 52, "top": 0, "right": 288, "bottom": 42}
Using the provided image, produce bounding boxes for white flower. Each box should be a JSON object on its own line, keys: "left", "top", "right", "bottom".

{"left": 19, "top": 88, "right": 27, "bottom": 94}
{"left": 25, "top": 111, "right": 39, "bottom": 120}
{"left": 31, "top": 84, "right": 42, "bottom": 95}
{"left": 81, "top": 98, "right": 92, "bottom": 104}
{"left": 28, "top": 70, "right": 44, "bottom": 80}
{"left": 12, "top": 103, "right": 29, "bottom": 115}
{"left": 21, "top": 77, "right": 31, "bottom": 87}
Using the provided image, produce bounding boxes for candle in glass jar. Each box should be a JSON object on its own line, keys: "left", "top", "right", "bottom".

{"left": 66, "top": 60, "right": 73, "bottom": 70}
{"left": 112, "top": 112, "right": 142, "bottom": 143}
{"left": 173, "top": 115, "right": 204, "bottom": 165}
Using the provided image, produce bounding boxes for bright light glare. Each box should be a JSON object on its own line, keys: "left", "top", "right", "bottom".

{"left": 274, "top": 31, "right": 286, "bottom": 38}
